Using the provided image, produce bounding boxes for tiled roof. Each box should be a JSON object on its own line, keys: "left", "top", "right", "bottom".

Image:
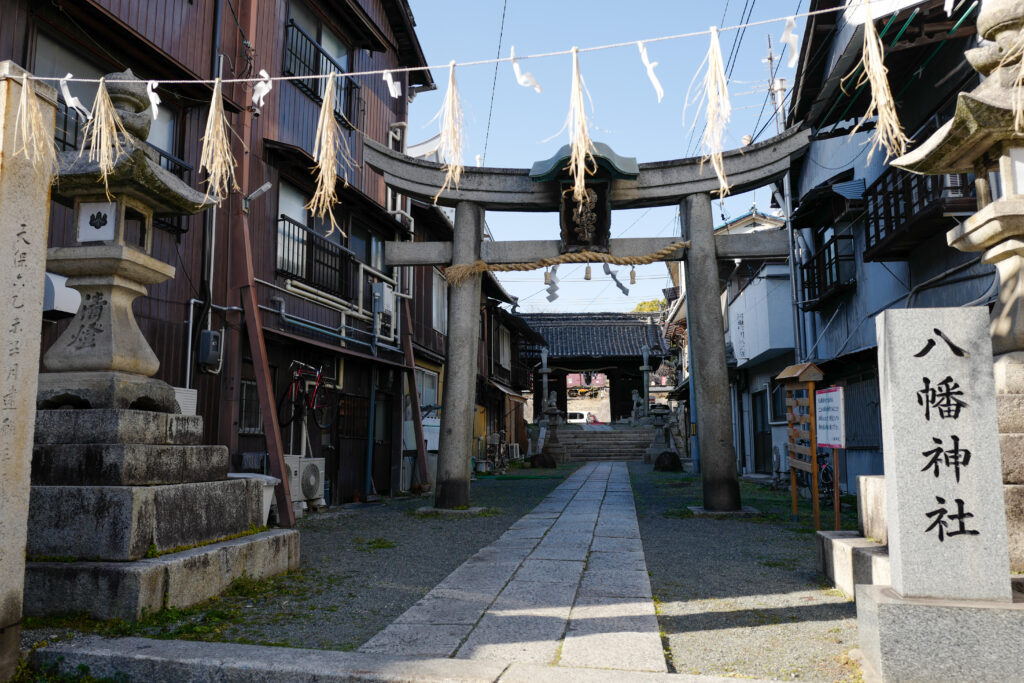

{"left": 520, "top": 312, "right": 669, "bottom": 360}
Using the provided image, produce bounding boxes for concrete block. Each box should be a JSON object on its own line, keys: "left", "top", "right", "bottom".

{"left": 456, "top": 612, "right": 564, "bottom": 664}
{"left": 34, "top": 409, "right": 204, "bottom": 446}
{"left": 27, "top": 479, "right": 263, "bottom": 561}
{"left": 857, "top": 475, "right": 887, "bottom": 545}
{"left": 32, "top": 636, "right": 509, "bottom": 682}
{"left": 1000, "top": 433, "right": 1024, "bottom": 484}
{"left": 37, "top": 371, "right": 179, "bottom": 413}
{"left": 856, "top": 584, "right": 1024, "bottom": 683}
{"left": 560, "top": 597, "right": 665, "bottom": 672}
{"left": 24, "top": 530, "right": 298, "bottom": 620}
{"left": 23, "top": 560, "right": 165, "bottom": 620}
{"left": 513, "top": 559, "right": 585, "bottom": 585}
{"left": 359, "top": 622, "right": 472, "bottom": 657}
{"left": 578, "top": 569, "right": 652, "bottom": 599}
{"left": 32, "top": 443, "right": 228, "bottom": 486}
{"left": 163, "top": 529, "right": 300, "bottom": 609}
{"left": 816, "top": 531, "right": 891, "bottom": 600}
{"left": 996, "top": 393, "right": 1024, "bottom": 433}
{"left": 1005, "top": 484, "right": 1024, "bottom": 573}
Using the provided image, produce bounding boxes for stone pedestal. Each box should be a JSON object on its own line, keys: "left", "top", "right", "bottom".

{"left": 25, "top": 409, "right": 299, "bottom": 619}
{"left": 541, "top": 408, "right": 567, "bottom": 463}
{"left": 0, "top": 61, "right": 55, "bottom": 680}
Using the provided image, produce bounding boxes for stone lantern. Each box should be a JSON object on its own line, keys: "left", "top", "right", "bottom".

{"left": 36, "top": 71, "right": 213, "bottom": 412}
{"left": 24, "top": 71, "right": 299, "bottom": 622}
{"left": 892, "top": 0, "right": 1024, "bottom": 570}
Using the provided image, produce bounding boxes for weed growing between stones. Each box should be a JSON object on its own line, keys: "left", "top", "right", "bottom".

{"left": 12, "top": 656, "right": 128, "bottom": 683}
{"left": 354, "top": 537, "right": 397, "bottom": 551}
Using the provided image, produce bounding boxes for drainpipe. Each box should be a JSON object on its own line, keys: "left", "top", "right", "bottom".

{"left": 365, "top": 367, "right": 377, "bottom": 499}
{"left": 782, "top": 172, "right": 804, "bottom": 361}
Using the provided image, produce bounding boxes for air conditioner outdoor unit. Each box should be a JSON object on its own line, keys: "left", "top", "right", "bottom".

{"left": 298, "top": 457, "right": 326, "bottom": 507}
{"left": 373, "top": 282, "right": 395, "bottom": 334}
{"left": 283, "top": 455, "right": 304, "bottom": 503}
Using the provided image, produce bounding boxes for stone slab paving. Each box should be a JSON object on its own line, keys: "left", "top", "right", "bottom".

{"left": 359, "top": 461, "right": 668, "bottom": 673}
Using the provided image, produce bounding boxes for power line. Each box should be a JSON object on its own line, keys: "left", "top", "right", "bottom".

{"left": 480, "top": 0, "right": 509, "bottom": 165}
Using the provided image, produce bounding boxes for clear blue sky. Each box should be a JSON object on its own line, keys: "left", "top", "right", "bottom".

{"left": 406, "top": 0, "right": 808, "bottom": 312}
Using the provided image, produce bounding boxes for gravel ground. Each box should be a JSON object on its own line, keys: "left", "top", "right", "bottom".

{"left": 21, "top": 466, "right": 579, "bottom": 653}
{"left": 630, "top": 463, "right": 860, "bottom": 682}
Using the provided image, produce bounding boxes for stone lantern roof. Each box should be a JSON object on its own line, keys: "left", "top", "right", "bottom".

{"left": 893, "top": 0, "right": 1024, "bottom": 175}
{"left": 52, "top": 69, "right": 214, "bottom": 216}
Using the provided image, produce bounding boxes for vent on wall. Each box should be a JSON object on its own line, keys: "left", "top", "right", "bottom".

{"left": 173, "top": 387, "right": 198, "bottom": 416}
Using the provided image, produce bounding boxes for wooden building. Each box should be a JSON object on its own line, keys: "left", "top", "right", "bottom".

{"left": 4, "top": 0, "right": 447, "bottom": 503}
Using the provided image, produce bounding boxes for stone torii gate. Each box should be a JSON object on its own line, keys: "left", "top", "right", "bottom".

{"left": 368, "top": 126, "right": 810, "bottom": 510}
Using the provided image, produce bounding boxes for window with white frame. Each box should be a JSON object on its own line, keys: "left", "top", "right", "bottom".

{"left": 432, "top": 269, "right": 448, "bottom": 334}
{"left": 415, "top": 368, "right": 439, "bottom": 409}
{"left": 498, "top": 326, "right": 511, "bottom": 369}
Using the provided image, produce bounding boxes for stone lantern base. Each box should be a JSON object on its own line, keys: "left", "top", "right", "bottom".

{"left": 23, "top": 409, "right": 299, "bottom": 620}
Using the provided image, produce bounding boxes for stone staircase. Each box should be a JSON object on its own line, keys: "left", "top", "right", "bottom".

{"left": 555, "top": 427, "right": 656, "bottom": 462}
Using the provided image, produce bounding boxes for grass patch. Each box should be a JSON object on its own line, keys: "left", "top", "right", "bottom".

{"left": 662, "top": 507, "right": 695, "bottom": 519}
{"left": 12, "top": 657, "right": 128, "bottom": 683}
{"left": 354, "top": 536, "right": 397, "bottom": 551}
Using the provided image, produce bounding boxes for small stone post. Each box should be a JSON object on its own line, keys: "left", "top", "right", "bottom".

{"left": 435, "top": 201, "right": 484, "bottom": 508}
{"left": 639, "top": 344, "right": 651, "bottom": 420}
{"left": 0, "top": 62, "right": 55, "bottom": 680}
{"left": 538, "top": 347, "right": 550, "bottom": 427}
{"left": 681, "top": 193, "right": 741, "bottom": 511}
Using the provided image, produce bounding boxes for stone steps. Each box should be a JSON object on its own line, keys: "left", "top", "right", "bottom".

{"left": 555, "top": 429, "right": 656, "bottom": 462}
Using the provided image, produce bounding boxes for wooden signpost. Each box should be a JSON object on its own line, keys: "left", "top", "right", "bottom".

{"left": 815, "top": 386, "right": 845, "bottom": 530}
{"left": 776, "top": 363, "right": 824, "bottom": 529}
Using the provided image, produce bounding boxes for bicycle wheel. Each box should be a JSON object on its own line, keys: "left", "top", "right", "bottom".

{"left": 819, "top": 463, "right": 834, "bottom": 506}
{"left": 312, "top": 390, "right": 336, "bottom": 429}
{"left": 278, "top": 382, "right": 300, "bottom": 428}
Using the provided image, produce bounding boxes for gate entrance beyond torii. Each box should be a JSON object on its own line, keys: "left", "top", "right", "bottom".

{"left": 369, "top": 126, "right": 810, "bottom": 510}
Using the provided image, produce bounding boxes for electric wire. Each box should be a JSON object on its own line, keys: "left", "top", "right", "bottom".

{"left": 481, "top": 0, "right": 509, "bottom": 166}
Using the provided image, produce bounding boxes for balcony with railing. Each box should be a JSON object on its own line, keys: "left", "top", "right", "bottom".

{"left": 511, "top": 359, "right": 531, "bottom": 391}
{"left": 283, "top": 20, "right": 361, "bottom": 129}
{"left": 54, "top": 98, "right": 194, "bottom": 235}
{"left": 276, "top": 215, "right": 358, "bottom": 301}
{"left": 801, "top": 234, "right": 856, "bottom": 311}
{"left": 864, "top": 167, "right": 976, "bottom": 261}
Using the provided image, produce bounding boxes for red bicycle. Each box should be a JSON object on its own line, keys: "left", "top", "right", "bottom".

{"left": 277, "top": 360, "right": 336, "bottom": 429}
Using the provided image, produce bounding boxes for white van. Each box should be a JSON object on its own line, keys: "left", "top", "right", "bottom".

{"left": 566, "top": 411, "right": 587, "bottom": 424}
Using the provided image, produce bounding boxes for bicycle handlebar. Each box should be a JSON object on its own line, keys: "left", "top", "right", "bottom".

{"left": 289, "top": 360, "right": 319, "bottom": 375}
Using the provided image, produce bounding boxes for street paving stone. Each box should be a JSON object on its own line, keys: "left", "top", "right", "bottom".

{"left": 359, "top": 461, "right": 665, "bottom": 672}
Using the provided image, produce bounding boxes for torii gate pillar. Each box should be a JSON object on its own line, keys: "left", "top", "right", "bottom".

{"left": 682, "top": 193, "right": 741, "bottom": 511}
{"left": 435, "top": 201, "right": 485, "bottom": 508}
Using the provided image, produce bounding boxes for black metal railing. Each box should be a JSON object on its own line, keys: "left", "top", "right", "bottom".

{"left": 54, "top": 99, "right": 194, "bottom": 235}
{"left": 865, "top": 167, "right": 976, "bottom": 257}
{"left": 801, "top": 234, "right": 856, "bottom": 309}
{"left": 276, "top": 215, "right": 357, "bottom": 299}
{"left": 283, "top": 20, "right": 361, "bottom": 129}
{"left": 511, "top": 360, "right": 531, "bottom": 390}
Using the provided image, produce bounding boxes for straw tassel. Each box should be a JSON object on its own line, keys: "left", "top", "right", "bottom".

{"left": 700, "top": 27, "right": 732, "bottom": 198}
{"left": 13, "top": 74, "right": 57, "bottom": 179}
{"left": 997, "top": 34, "right": 1024, "bottom": 133}
{"left": 199, "top": 78, "right": 238, "bottom": 203}
{"left": 432, "top": 62, "right": 464, "bottom": 203}
{"left": 565, "top": 47, "right": 597, "bottom": 217}
{"left": 843, "top": 0, "right": 909, "bottom": 161}
{"left": 307, "top": 73, "right": 354, "bottom": 236}
{"left": 79, "top": 77, "right": 129, "bottom": 197}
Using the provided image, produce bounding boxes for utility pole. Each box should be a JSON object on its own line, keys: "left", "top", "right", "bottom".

{"left": 763, "top": 36, "right": 788, "bottom": 135}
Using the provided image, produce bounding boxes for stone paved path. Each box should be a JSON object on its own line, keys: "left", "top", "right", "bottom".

{"left": 360, "top": 461, "right": 667, "bottom": 673}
